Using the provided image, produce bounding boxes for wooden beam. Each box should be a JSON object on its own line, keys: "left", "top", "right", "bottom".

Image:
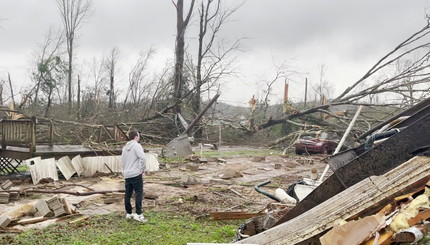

{"left": 210, "top": 212, "right": 260, "bottom": 220}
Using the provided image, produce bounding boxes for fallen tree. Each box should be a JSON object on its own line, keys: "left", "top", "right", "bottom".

{"left": 255, "top": 20, "right": 430, "bottom": 131}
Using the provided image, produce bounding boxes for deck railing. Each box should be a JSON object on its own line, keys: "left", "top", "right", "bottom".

{"left": 1, "top": 117, "right": 53, "bottom": 153}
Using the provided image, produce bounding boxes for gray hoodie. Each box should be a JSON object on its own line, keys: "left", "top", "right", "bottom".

{"left": 121, "top": 140, "right": 146, "bottom": 179}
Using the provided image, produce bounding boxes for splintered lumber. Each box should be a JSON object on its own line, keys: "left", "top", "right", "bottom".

{"left": 363, "top": 230, "right": 393, "bottom": 245}
{"left": 235, "top": 156, "right": 430, "bottom": 245}
{"left": 69, "top": 216, "right": 88, "bottom": 224}
{"left": 408, "top": 209, "right": 430, "bottom": 226}
{"left": 16, "top": 217, "right": 48, "bottom": 225}
{"left": 210, "top": 212, "right": 260, "bottom": 220}
{"left": 320, "top": 213, "right": 385, "bottom": 245}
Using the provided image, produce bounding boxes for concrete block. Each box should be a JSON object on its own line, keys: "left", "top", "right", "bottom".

{"left": 9, "top": 192, "right": 19, "bottom": 201}
{"left": 34, "top": 200, "right": 50, "bottom": 217}
{"left": 60, "top": 198, "right": 75, "bottom": 214}
{"left": 0, "top": 193, "right": 10, "bottom": 204}
{"left": 0, "top": 215, "right": 11, "bottom": 228}
{"left": 52, "top": 206, "right": 66, "bottom": 217}
{"left": 1, "top": 180, "right": 13, "bottom": 190}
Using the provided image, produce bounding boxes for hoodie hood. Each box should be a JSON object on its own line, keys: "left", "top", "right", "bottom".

{"left": 124, "top": 140, "right": 137, "bottom": 151}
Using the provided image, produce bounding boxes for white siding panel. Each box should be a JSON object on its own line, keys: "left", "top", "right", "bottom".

{"left": 56, "top": 156, "right": 76, "bottom": 180}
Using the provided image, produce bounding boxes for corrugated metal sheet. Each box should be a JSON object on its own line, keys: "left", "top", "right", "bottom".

{"left": 56, "top": 156, "right": 76, "bottom": 180}
{"left": 81, "top": 155, "right": 121, "bottom": 176}
{"left": 40, "top": 158, "right": 59, "bottom": 182}
{"left": 25, "top": 157, "right": 42, "bottom": 185}
{"left": 25, "top": 157, "right": 58, "bottom": 184}
{"left": 24, "top": 154, "right": 157, "bottom": 182}
{"left": 71, "top": 155, "right": 84, "bottom": 176}
{"left": 145, "top": 153, "right": 159, "bottom": 172}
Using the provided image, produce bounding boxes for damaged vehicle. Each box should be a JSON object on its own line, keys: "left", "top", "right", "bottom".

{"left": 294, "top": 131, "right": 339, "bottom": 155}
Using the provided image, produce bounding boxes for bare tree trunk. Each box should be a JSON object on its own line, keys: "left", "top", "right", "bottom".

{"left": 77, "top": 74, "right": 81, "bottom": 119}
{"left": 173, "top": 0, "right": 195, "bottom": 114}
{"left": 56, "top": 0, "right": 92, "bottom": 109}
{"left": 0, "top": 84, "right": 3, "bottom": 106}
{"left": 104, "top": 47, "right": 119, "bottom": 109}
{"left": 45, "top": 89, "right": 53, "bottom": 117}
{"left": 7, "top": 73, "right": 15, "bottom": 107}
{"left": 68, "top": 41, "right": 73, "bottom": 108}
{"left": 109, "top": 75, "right": 114, "bottom": 108}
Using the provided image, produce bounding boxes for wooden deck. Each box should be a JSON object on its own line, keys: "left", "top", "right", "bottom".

{"left": 0, "top": 117, "right": 126, "bottom": 174}
{"left": 0, "top": 144, "right": 122, "bottom": 160}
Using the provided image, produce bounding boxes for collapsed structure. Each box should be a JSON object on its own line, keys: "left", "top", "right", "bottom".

{"left": 236, "top": 97, "right": 430, "bottom": 244}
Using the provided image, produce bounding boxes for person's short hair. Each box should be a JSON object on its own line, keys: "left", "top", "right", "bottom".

{"left": 128, "top": 130, "right": 139, "bottom": 140}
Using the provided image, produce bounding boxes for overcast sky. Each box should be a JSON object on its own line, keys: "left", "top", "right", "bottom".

{"left": 1, "top": 0, "right": 430, "bottom": 106}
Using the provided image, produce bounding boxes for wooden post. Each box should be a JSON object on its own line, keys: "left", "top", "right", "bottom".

{"left": 49, "top": 121, "right": 54, "bottom": 146}
{"left": 30, "top": 117, "right": 36, "bottom": 153}
{"left": 1, "top": 122, "right": 5, "bottom": 150}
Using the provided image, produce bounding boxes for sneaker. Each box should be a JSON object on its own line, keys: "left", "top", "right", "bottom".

{"left": 126, "top": 213, "right": 136, "bottom": 219}
{"left": 133, "top": 214, "right": 148, "bottom": 223}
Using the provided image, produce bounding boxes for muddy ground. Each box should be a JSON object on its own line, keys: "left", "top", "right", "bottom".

{"left": 0, "top": 146, "right": 329, "bottom": 231}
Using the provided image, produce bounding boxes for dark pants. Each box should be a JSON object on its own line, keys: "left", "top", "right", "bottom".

{"left": 124, "top": 175, "right": 143, "bottom": 215}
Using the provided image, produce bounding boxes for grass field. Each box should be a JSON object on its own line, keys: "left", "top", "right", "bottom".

{"left": 2, "top": 211, "right": 243, "bottom": 245}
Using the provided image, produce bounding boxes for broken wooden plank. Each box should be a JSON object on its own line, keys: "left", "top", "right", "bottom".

{"left": 363, "top": 230, "right": 393, "bottom": 245}
{"left": 229, "top": 188, "right": 247, "bottom": 199}
{"left": 408, "top": 209, "right": 430, "bottom": 226}
{"left": 235, "top": 156, "right": 430, "bottom": 245}
{"left": 69, "top": 216, "right": 88, "bottom": 224}
{"left": 16, "top": 217, "right": 48, "bottom": 225}
{"left": 211, "top": 212, "right": 260, "bottom": 220}
{"left": 320, "top": 213, "right": 385, "bottom": 245}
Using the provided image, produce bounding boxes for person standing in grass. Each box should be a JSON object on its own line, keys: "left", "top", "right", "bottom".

{"left": 121, "top": 130, "right": 147, "bottom": 222}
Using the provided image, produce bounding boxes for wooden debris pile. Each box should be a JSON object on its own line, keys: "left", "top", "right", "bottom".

{"left": 321, "top": 183, "right": 430, "bottom": 245}
{"left": 236, "top": 156, "right": 430, "bottom": 245}
{"left": 0, "top": 180, "right": 20, "bottom": 204}
{"left": 0, "top": 195, "right": 75, "bottom": 229}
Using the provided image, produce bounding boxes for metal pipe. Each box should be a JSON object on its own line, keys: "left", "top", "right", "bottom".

{"left": 364, "top": 128, "right": 401, "bottom": 150}
{"left": 319, "top": 105, "right": 363, "bottom": 182}
{"left": 254, "top": 180, "right": 281, "bottom": 202}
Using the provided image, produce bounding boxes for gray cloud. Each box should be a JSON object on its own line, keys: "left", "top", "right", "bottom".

{"left": 1, "top": 0, "right": 430, "bottom": 104}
